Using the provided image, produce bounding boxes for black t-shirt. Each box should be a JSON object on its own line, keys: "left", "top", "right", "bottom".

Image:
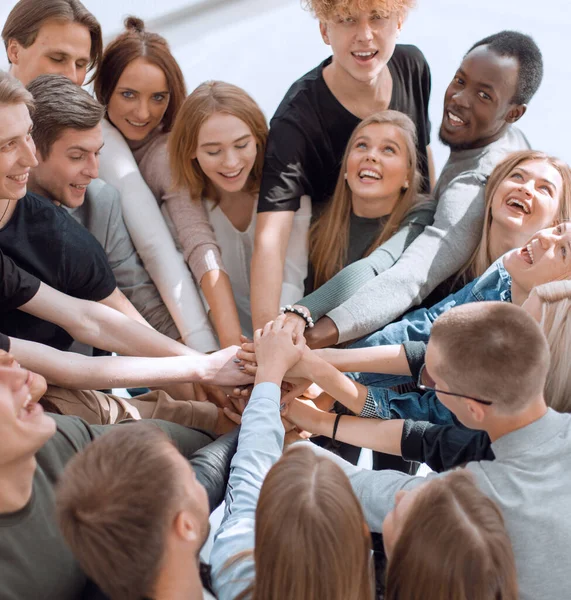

{"left": 0, "top": 194, "right": 116, "bottom": 350}
{"left": 0, "top": 249, "right": 41, "bottom": 311}
{"left": 258, "top": 44, "right": 432, "bottom": 214}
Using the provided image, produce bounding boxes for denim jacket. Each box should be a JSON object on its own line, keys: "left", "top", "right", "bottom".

{"left": 351, "top": 258, "right": 512, "bottom": 420}
{"left": 210, "top": 382, "right": 283, "bottom": 600}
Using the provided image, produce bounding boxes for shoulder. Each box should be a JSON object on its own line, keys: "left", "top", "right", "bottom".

{"left": 406, "top": 197, "right": 437, "bottom": 220}
{"left": 271, "top": 58, "right": 331, "bottom": 122}
{"left": 35, "top": 415, "right": 96, "bottom": 481}
{"left": 20, "top": 192, "right": 59, "bottom": 216}
{"left": 391, "top": 44, "right": 430, "bottom": 73}
{"left": 478, "top": 126, "right": 531, "bottom": 174}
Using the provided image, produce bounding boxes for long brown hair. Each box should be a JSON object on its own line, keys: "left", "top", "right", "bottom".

{"left": 2, "top": 0, "right": 102, "bottom": 82}
{"left": 94, "top": 16, "right": 186, "bottom": 133}
{"left": 457, "top": 150, "right": 571, "bottom": 285}
{"left": 386, "top": 470, "right": 518, "bottom": 600}
{"left": 309, "top": 110, "right": 421, "bottom": 289}
{"left": 230, "top": 445, "right": 374, "bottom": 600}
{"left": 169, "top": 80, "right": 268, "bottom": 201}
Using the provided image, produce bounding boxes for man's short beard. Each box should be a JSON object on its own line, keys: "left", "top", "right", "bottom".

{"left": 438, "top": 129, "right": 477, "bottom": 152}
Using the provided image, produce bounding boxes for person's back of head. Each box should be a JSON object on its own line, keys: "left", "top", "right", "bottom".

{"left": 385, "top": 470, "right": 518, "bottom": 600}
{"left": 235, "top": 444, "right": 374, "bottom": 600}
{"left": 2, "top": 0, "right": 102, "bottom": 85}
{"left": 26, "top": 74, "right": 104, "bottom": 159}
{"left": 467, "top": 31, "right": 543, "bottom": 106}
{"left": 56, "top": 423, "right": 210, "bottom": 600}
{"left": 429, "top": 302, "right": 549, "bottom": 414}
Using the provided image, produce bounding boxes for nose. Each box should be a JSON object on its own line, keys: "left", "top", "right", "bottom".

{"left": 134, "top": 100, "right": 151, "bottom": 122}
{"left": 222, "top": 148, "right": 240, "bottom": 169}
{"left": 82, "top": 154, "right": 99, "bottom": 180}
{"left": 62, "top": 63, "right": 80, "bottom": 85}
{"left": 19, "top": 136, "right": 38, "bottom": 169}
{"left": 355, "top": 20, "right": 374, "bottom": 42}
{"left": 535, "top": 227, "right": 559, "bottom": 249}
{"left": 452, "top": 88, "right": 470, "bottom": 109}
{"left": 519, "top": 179, "right": 535, "bottom": 198}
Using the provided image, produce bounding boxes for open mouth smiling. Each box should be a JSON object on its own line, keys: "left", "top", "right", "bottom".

{"left": 358, "top": 168, "right": 382, "bottom": 181}
{"left": 506, "top": 197, "right": 531, "bottom": 215}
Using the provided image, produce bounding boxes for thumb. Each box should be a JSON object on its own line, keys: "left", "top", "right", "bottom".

{"left": 223, "top": 407, "right": 242, "bottom": 425}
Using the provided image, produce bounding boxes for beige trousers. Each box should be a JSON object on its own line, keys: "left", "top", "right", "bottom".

{"left": 41, "top": 385, "right": 219, "bottom": 431}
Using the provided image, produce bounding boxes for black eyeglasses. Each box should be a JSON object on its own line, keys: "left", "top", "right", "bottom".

{"left": 417, "top": 363, "right": 493, "bottom": 406}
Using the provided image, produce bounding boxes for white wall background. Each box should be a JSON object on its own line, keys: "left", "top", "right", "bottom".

{"left": 2, "top": 0, "right": 570, "bottom": 175}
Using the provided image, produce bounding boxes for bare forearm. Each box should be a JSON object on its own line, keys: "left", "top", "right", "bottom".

{"left": 313, "top": 345, "right": 411, "bottom": 376}
{"left": 9, "top": 337, "right": 209, "bottom": 389}
{"left": 99, "top": 287, "right": 151, "bottom": 328}
{"left": 251, "top": 211, "right": 295, "bottom": 329}
{"left": 21, "top": 284, "right": 199, "bottom": 358}
{"left": 302, "top": 354, "right": 367, "bottom": 413}
{"left": 201, "top": 270, "right": 242, "bottom": 347}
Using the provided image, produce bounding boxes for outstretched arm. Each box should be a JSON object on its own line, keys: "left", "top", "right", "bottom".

{"left": 285, "top": 399, "right": 404, "bottom": 456}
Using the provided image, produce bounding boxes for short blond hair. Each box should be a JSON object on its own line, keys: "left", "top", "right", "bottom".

{"left": 0, "top": 70, "right": 33, "bottom": 111}
{"left": 303, "top": 0, "right": 416, "bottom": 21}
{"left": 431, "top": 302, "right": 550, "bottom": 411}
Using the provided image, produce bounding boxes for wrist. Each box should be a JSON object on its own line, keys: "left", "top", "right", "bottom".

{"left": 255, "top": 367, "right": 287, "bottom": 387}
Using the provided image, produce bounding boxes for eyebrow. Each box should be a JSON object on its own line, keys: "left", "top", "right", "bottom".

{"left": 67, "top": 143, "right": 105, "bottom": 153}
{"left": 200, "top": 133, "right": 252, "bottom": 148}
{"left": 116, "top": 86, "right": 170, "bottom": 95}
{"left": 457, "top": 69, "right": 496, "bottom": 92}
{"left": 354, "top": 135, "right": 402, "bottom": 150}
{"left": 44, "top": 49, "right": 89, "bottom": 62}
{"left": 0, "top": 124, "right": 33, "bottom": 147}
{"left": 514, "top": 167, "right": 558, "bottom": 190}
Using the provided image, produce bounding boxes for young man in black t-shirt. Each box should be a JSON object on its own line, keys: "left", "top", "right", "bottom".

{"left": 0, "top": 358, "right": 234, "bottom": 600}
{"left": 251, "top": 0, "right": 432, "bottom": 329}
{"left": 0, "top": 71, "right": 149, "bottom": 350}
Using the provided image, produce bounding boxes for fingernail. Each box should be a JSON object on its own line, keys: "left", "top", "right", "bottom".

{"left": 238, "top": 366, "right": 245, "bottom": 370}
{"left": 233, "top": 358, "right": 241, "bottom": 363}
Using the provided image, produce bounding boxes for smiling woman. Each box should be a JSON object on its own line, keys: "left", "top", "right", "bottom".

{"left": 168, "top": 80, "right": 311, "bottom": 337}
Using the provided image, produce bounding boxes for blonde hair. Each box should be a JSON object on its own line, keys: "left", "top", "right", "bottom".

{"left": 458, "top": 150, "right": 571, "bottom": 285}
{"left": 303, "top": 0, "right": 416, "bottom": 20}
{"left": 230, "top": 445, "right": 374, "bottom": 600}
{"left": 169, "top": 81, "right": 268, "bottom": 202}
{"left": 309, "top": 110, "right": 422, "bottom": 289}
{"left": 0, "top": 70, "right": 34, "bottom": 110}
{"left": 531, "top": 280, "right": 571, "bottom": 412}
{"left": 386, "top": 471, "right": 518, "bottom": 600}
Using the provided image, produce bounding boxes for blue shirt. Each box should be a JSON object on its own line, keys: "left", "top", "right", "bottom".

{"left": 210, "top": 382, "right": 283, "bottom": 600}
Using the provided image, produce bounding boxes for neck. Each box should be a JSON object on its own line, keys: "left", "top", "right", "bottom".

{"left": 488, "top": 224, "right": 525, "bottom": 263}
{"left": 26, "top": 178, "right": 58, "bottom": 205}
{"left": 486, "top": 396, "right": 548, "bottom": 442}
{"left": 351, "top": 192, "right": 398, "bottom": 219}
{"left": 324, "top": 60, "right": 392, "bottom": 117}
{"left": 153, "top": 554, "right": 203, "bottom": 600}
{"left": 0, "top": 455, "right": 37, "bottom": 514}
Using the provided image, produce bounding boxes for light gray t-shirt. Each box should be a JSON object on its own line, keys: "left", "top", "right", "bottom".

{"left": 328, "top": 126, "right": 530, "bottom": 342}
{"left": 303, "top": 408, "right": 571, "bottom": 600}
{"left": 68, "top": 179, "right": 179, "bottom": 339}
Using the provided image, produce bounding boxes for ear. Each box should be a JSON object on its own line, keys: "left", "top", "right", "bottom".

{"left": 173, "top": 510, "right": 199, "bottom": 544}
{"left": 6, "top": 39, "right": 22, "bottom": 65}
{"left": 505, "top": 104, "right": 527, "bottom": 124}
{"left": 396, "top": 16, "right": 403, "bottom": 36}
{"left": 319, "top": 21, "right": 331, "bottom": 46}
{"left": 466, "top": 400, "right": 486, "bottom": 424}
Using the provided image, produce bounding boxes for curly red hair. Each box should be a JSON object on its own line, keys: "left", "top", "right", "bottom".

{"left": 303, "top": 0, "right": 416, "bottom": 20}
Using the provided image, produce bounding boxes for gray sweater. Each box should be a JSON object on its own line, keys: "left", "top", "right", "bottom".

{"left": 303, "top": 408, "right": 571, "bottom": 600}
{"left": 328, "top": 126, "right": 530, "bottom": 342}
{"left": 67, "top": 179, "right": 180, "bottom": 339}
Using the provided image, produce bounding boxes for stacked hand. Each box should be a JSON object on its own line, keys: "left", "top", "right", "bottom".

{"left": 253, "top": 314, "right": 306, "bottom": 386}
